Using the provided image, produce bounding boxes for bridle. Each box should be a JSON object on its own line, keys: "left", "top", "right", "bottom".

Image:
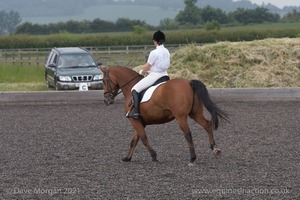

{"left": 103, "top": 68, "right": 141, "bottom": 103}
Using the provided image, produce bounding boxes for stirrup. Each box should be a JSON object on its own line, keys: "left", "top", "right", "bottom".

{"left": 126, "top": 111, "right": 140, "bottom": 119}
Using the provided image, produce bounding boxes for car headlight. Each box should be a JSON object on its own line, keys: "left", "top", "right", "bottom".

{"left": 59, "top": 76, "right": 72, "bottom": 81}
{"left": 93, "top": 74, "right": 103, "bottom": 81}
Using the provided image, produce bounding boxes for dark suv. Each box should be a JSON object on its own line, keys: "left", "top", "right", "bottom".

{"left": 45, "top": 47, "right": 103, "bottom": 90}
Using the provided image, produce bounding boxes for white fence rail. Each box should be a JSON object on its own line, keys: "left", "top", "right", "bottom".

{"left": 0, "top": 44, "right": 183, "bottom": 68}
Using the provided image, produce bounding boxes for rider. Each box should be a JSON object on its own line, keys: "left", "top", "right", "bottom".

{"left": 126, "top": 30, "right": 170, "bottom": 119}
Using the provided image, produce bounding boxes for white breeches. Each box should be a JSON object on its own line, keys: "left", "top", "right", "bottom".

{"left": 131, "top": 71, "right": 168, "bottom": 93}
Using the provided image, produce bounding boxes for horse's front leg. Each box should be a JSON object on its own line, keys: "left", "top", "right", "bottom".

{"left": 139, "top": 131, "right": 158, "bottom": 162}
{"left": 125, "top": 120, "right": 157, "bottom": 162}
{"left": 122, "top": 130, "right": 139, "bottom": 162}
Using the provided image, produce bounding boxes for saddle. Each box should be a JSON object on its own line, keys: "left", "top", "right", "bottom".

{"left": 138, "top": 75, "right": 170, "bottom": 103}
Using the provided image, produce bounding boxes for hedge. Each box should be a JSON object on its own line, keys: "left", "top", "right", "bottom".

{"left": 0, "top": 24, "right": 299, "bottom": 49}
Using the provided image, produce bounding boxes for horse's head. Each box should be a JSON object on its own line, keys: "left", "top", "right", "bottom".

{"left": 99, "top": 65, "right": 143, "bottom": 106}
{"left": 99, "top": 66, "right": 120, "bottom": 106}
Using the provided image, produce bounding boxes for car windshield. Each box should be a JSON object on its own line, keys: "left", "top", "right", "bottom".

{"left": 58, "top": 53, "right": 96, "bottom": 68}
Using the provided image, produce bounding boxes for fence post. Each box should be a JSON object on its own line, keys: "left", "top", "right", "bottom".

{"left": 36, "top": 49, "right": 39, "bottom": 67}
{"left": 28, "top": 53, "right": 31, "bottom": 66}
{"left": 12, "top": 52, "right": 15, "bottom": 65}
{"left": 144, "top": 46, "right": 148, "bottom": 63}
{"left": 20, "top": 49, "right": 23, "bottom": 66}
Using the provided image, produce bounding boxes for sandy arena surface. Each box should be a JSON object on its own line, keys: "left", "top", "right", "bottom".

{"left": 0, "top": 100, "right": 299, "bottom": 199}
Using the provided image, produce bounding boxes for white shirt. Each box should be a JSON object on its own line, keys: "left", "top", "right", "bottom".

{"left": 147, "top": 44, "right": 170, "bottom": 73}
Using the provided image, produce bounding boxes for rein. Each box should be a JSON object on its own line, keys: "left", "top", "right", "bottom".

{"left": 104, "top": 68, "right": 141, "bottom": 98}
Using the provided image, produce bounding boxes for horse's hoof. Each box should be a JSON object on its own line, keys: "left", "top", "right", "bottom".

{"left": 122, "top": 157, "right": 131, "bottom": 162}
{"left": 152, "top": 158, "right": 159, "bottom": 162}
{"left": 213, "top": 148, "right": 221, "bottom": 159}
{"left": 188, "top": 162, "right": 196, "bottom": 167}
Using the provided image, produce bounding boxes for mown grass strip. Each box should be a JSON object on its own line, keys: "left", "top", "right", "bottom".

{"left": 0, "top": 64, "right": 45, "bottom": 83}
{"left": 0, "top": 82, "right": 46, "bottom": 91}
{"left": 0, "top": 64, "right": 46, "bottom": 91}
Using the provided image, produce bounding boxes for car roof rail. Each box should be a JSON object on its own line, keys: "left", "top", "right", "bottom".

{"left": 52, "top": 47, "right": 61, "bottom": 56}
{"left": 79, "top": 46, "right": 90, "bottom": 52}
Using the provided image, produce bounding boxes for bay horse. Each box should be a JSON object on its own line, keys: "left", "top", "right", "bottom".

{"left": 100, "top": 66, "right": 228, "bottom": 166}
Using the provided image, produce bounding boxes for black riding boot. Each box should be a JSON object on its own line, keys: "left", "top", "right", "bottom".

{"left": 126, "top": 90, "right": 140, "bottom": 119}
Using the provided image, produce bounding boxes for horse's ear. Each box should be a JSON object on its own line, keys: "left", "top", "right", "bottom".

{"left": 99, "top": 65, "right": 107, "bottom": 73}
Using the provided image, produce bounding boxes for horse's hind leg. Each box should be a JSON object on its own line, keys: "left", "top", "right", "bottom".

{"left": 190, "top": 112, "right": 221, "bottom": 158}
{"left": 122, "top": 130, "right": 139, "bottom": 162}
{"left": 176, "top": 116, "right": 196, "bottom": 165}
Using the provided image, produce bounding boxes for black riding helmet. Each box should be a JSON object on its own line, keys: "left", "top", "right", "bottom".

{"left": 153, "top": 30, "right": 165, "bottom": 45}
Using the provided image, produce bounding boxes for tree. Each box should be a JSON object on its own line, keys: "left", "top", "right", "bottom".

{"left": 175, "top": 0, "right": 202, "bottom": 25}
{"left": 0, "top": 10, "right": 22, "bottom": 35}
{"left": 159, "top": 18, "right": 179, "bottom": 30}
{"left": 229, "top": 7, "right": 280, "bottom": 25}
{"left": 281, "top": 9, "right": 300, "bottom": 22}
{"left": 89, "top": 18, "right": 116, "bottom": 32}
{"left": 185, "top": 0, "right": 197, "bottom": 7}
{"left": 200, "top": 6, "right": 228, "bottom": 24}
{"left": 115, "top": 18, "right": 147, "bottom": 32}
{"left": 115, "top": 18, "right": 135, "bottom": 32}
{"left": 15, "top": 22, "right": 33, "bottom": 34}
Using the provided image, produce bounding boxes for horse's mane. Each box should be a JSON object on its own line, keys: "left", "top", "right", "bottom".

{"left": 109, "top": 66, "right": 140, "bottom": 77}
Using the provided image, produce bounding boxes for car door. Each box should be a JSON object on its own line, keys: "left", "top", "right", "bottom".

{"left": 45, "top": 52, "right": 53, "bottom": 87}
{"left": 46, "top": 53, "right": 58, "bottom": 86}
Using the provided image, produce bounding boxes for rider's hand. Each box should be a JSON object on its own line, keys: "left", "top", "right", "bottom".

{"left": 139, "top": 69, "right": 148, "bottom": 76}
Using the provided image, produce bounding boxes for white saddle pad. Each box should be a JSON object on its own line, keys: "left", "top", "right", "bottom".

{"left": 140, "top": 82, "right": 166, "bottom": 103}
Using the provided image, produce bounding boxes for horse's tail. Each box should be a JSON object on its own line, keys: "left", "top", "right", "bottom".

{"left": 190, "top": 80, "right": 229, "bottom": 130}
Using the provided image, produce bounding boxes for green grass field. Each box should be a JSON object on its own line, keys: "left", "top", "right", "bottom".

{"left": 0, "top": 64, "right": 46, "bottom": 91}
